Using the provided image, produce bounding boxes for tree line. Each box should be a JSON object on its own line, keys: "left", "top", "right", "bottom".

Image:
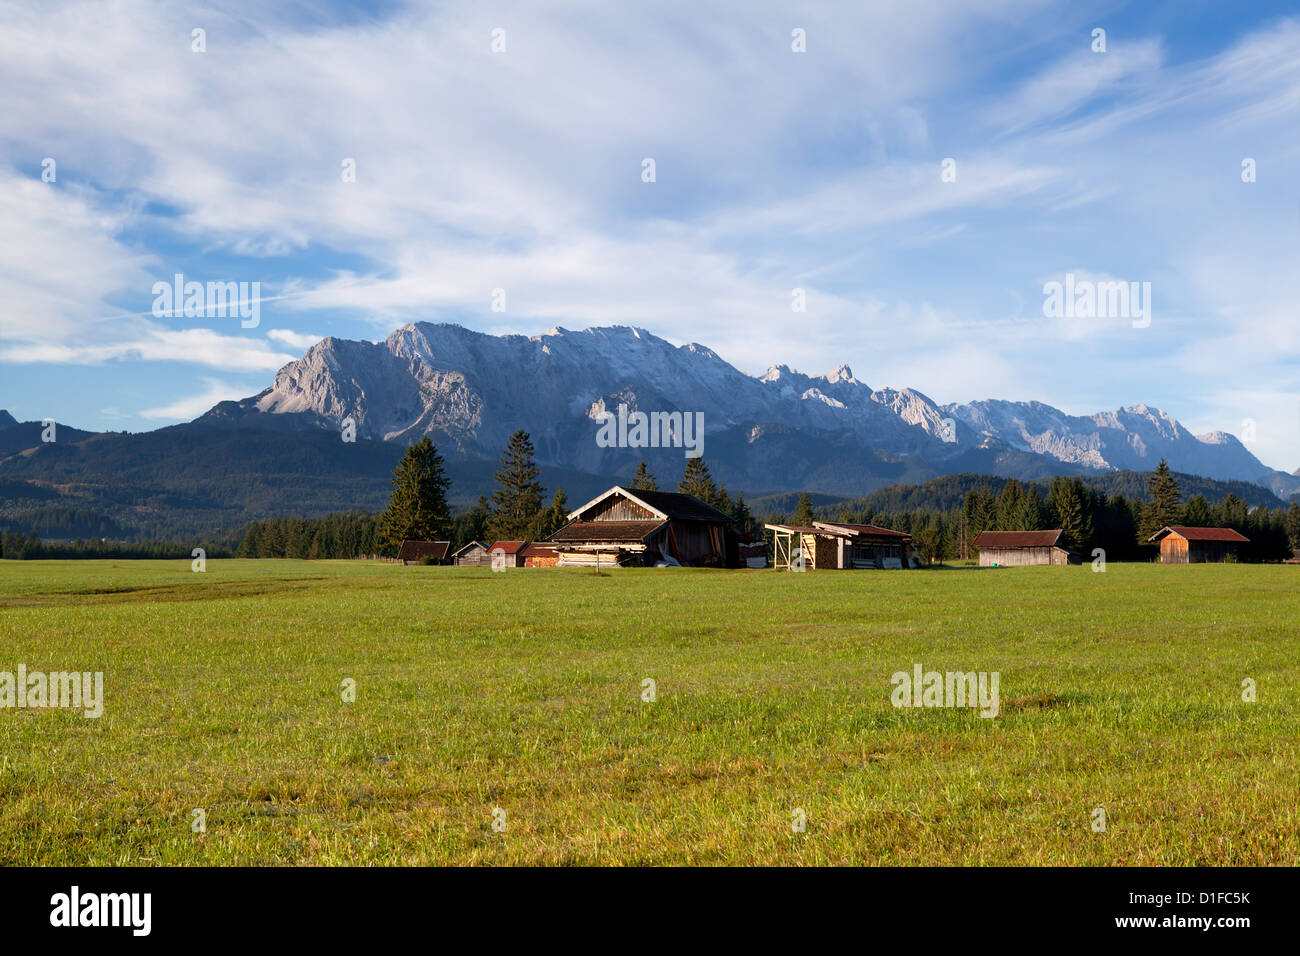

{"left": 763, "top": 460, "right": 1300, "bottom": 563}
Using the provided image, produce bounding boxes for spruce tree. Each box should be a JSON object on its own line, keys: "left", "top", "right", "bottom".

{"left": 678, "top": 456, "right": 719, "bottom": 506}
{"left": 733, "top": 493, "right": 754, "bottom": 537}
{"left": 1182, "top": 493, "right": 1212, "bottom": 527}
{"left": 630, "top": 461, "right": 657, "bottom": 492}
{"left": 793, "top": 493, "right": 816, "bottom": 527}
{"left": 489, "top": 430, "right": 545, "bottom": 539}
{"left": 378, "top": 436, "right": 452, "bottom": 555}
{"left": 1139, "top": 458, "right": 1182, "bottom": 542}
{"left": 532, "top": 487, "right": 570, "bottom": 540}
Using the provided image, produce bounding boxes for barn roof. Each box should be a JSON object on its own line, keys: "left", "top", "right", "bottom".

{"left": 488, "top": 540, "right": 528, "bottom": 555}
{"left": 550, "top": 520, "right": 666, "bottom": 543}
{"left": 397, "top": 540, "right": 450, "bottom": 561}
{"left": 519, "top": 542, "right": 556, "bottom": 558}
{"left": 1148, "top": 526, "right": 1250, "bottom": 543}
{"left": 814, "top": 521, "right": 912, "bottom": 540}
{"left": 568, "top": 486, "right": 731, "bottom": 523}
{"left": 764, "top": 523, "right": 841, "bottom": 535}
{"left": 972, "top": 530, "right": 1064, "bottom": 548}
{"left": 451, "top": 540, "right": 488, "bottom": 558}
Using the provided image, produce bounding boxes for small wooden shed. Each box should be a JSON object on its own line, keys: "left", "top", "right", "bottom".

{"left": 397, "top": 540, "right": 450, "bottom": 565}
{"left": 1148, "top": 526, "right": 1249, "bottom": 563}
{"left": 520, "top": 543, "right": 559, "bottom": 567}
{"left": 487, "top": 541, "right": 528, "bottom": 568}
{"left": 972, "top": 530, "right": 1076, "bottom": 566}
{"left": 765, "top": 522, "right": 913, "bottom": 570}
{"left": 452, "top": 541, "right": 491, "bottom": 566}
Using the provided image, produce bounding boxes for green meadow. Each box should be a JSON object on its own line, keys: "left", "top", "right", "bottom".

{"left": 0, "top": 559, "right": 1296, "bottom": 866}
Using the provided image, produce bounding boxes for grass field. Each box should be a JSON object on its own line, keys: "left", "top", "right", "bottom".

{"left": 0, "top": 559, "right": 1296, "bottom": 866}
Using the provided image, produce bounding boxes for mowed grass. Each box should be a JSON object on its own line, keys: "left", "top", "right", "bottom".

{"left": 0, "top": 559, "right": 1296, "bottom": 866}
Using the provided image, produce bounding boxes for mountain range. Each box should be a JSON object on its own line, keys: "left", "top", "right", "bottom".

{"left": 204, "top": 322, "right": 1299, "bottom": 497}
{"left": 1, "top": 322, "right": 1297, "bottom": 539}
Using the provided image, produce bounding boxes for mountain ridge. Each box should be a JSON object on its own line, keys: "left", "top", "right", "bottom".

{"left": 199, "top": 321, "right": 1300, "bottom": 499}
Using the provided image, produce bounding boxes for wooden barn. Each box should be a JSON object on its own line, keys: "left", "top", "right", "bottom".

{"left": 487, "top": 541, "right": 528, "bottom": 568}
{"left": 548, "top": 486, "right": 732, "bottom": 567}
{"left": 452, "top": 541, "right": 490, "bottom": 567}
{"left": 765, "top": 522, "right": 914, "bottom": 570}
{"left": 1148, "top": 526, "right": 1249, "bottom": 563}
{"left": 520, "top": 543, "right": 559, "bottom": 567}
{"left": 972, "top": 530, "right": 1077, "bottom": 566}
{"left": 397, "top": 540, "right": 450, "bottom": 565}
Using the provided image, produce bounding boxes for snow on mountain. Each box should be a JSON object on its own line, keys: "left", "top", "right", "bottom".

{"left": 214, "top": 322, "right": 1297, "bottom": 495}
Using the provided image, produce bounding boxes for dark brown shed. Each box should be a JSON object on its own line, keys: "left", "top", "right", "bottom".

{"left": 397, "top": 540, "right": 450, "bottom": 565}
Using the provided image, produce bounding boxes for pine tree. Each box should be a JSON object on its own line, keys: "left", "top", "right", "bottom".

{"left": 793, "top": 493, "right": 816, "bottom": 527}
{"left": 678, "top": 457, "right": 719, "bottom": 506}
{"left": 1047, "top": 476, "right": 1092, "bottom": 549}
{"left": 532, "top": 487, "right": 570, "bottom": 540}
{"left": 1286, "top": 502, "right": 1300, "bottom": 554}
{"left": 630, "top": 461, "right": 657, "bottom": 492}
{"left": 995, "top": 479, "right": 1026, "bottom": 529}
{"left": 1139, "top": 458, "right": 1182, "bottom": 543}
{"left": 1182, "top": 493, "right": 1212, "bottom": 527}
{"left": 488, "top": 430, "right": 545, "bottom": 539}
{"left": 733, "top": 493, "right": 754, "bottom": 537}
{"left": 378, "top": 436, "right": 452, "bottom": 555}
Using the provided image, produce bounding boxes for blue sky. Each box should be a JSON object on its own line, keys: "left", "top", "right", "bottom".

{"left": 1, "top": 0, "right": 1298, "bottom": 470}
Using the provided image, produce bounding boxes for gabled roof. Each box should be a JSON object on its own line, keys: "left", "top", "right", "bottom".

{"left": 1148, "top": 526, "right": 1250, "bottom": 544}
{"left": 488, "top": 540, "right": 528, "bottom": 555}
{"left": 568, "top": 485, "right": 732, "bottom": 523}
{"left": 972, "top": 530, "right": 1064, "bottom": 548}
{"left": 519, "top": 542, "right": 557, "bottom": 558}
{"left": 397, "top": 540, "right": 450, "bottom": 561}
{"left": 765, "top": 523, "right": 848, "bottom": 536}
{"left": 550, "top": 520, "right": 666, "bottom": 543}
{"left": 814, "top": 521, "right": 912, "bottom": 540}
{"left": 451, "top": 540, "right": 489, "bottom": 558}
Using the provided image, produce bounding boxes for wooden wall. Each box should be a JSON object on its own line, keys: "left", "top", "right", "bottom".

{"left": 586, "top": 496, "right": 657, "bottom": 521}
{"left": 980, "top": 546, "right": 1055, "bottom": 567}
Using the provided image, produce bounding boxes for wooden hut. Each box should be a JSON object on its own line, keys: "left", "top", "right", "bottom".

{"left": 452, "top": 541, "right": 491, "bottom": 567}
{"left": 548, "top": 486, "right": 732, "bottom": 567}
{"left": 1148, "top": 526, "right": 1249, "bottom": 563}
{"left": 765, "top": 522, "right": 913, "bottom": 570}
{"left": 520, "top": 543, "right": 559, "bottom": 567}
{"left": 396, "top": 540, "right": 450, "bottom": 565}
{"left": 487, "top": 541, "right": 528, "bottom": 568}
{"left": 972, "top": 530, "right": 1076, "bottom": 566}
{"left": 814, "top": 522, "right": 914, "bottom": 568}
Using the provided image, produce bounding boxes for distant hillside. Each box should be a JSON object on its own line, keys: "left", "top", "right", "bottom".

{"left": 822, "top": 470, "right": 1289, "bottom": 518}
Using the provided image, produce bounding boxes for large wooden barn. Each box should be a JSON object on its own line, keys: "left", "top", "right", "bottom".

{"left": 396, "top": 540, "right": 449, "bottom": 565}
{"left": 765, "top": 521, "right": 914, "bottom": 570}
{"left": 972, "top": 530, "right": 1077, "bottom": 566}
{"left": 548, "top": 486, "right": 732, "bottom": 567}
{"left": 1148, "top": 526, "right": 1249, "bottom": 563}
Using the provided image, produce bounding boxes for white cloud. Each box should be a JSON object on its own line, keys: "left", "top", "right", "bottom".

{"left": 266, "top": 328, "right": 323, "bottom": 350}
{"left": 139, "top": 378, "right": 258, "bottom": 420}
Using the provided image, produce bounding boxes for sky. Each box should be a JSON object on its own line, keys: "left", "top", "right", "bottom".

{"left": 1, "top": 0, "right": 1298, "bottom": 470}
